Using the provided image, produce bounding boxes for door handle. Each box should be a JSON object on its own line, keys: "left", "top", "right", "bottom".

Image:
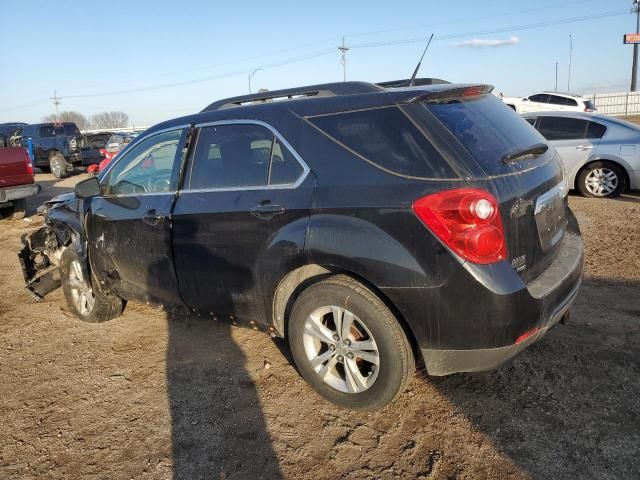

{"left": 250, "top": 202, "right": 285, "bottom": 220}
{"left": 142, "top": 209, "right": 165, "bottom": 226}
{"left": 576, "top": 145, "right": 593, "bottom": 150}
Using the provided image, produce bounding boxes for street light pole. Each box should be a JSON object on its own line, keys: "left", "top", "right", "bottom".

{"left": 632, "top": 0, "right": 640, "bottom": 91}
{"left": 248, "top": 68, "right": 261, "bottom": 94}
{"left": 555, "top": 62, "right": 558, "bottom": 92}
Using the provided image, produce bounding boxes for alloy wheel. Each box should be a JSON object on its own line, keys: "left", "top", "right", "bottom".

{"left": 584, "top": 168, "right": 618, "bottom": 197}
{"left": 302, "top": 305, "right": 379, "bottom": 393}
{"left": 68, "top": 259, "right": 95, "bottom": 315}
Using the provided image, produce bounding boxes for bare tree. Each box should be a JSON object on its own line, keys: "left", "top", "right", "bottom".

{"left": 41, "top": 111, "right": 90, "bottom": 131}
{"left": 90, "top": 111, "right": 129, "bottom": 129}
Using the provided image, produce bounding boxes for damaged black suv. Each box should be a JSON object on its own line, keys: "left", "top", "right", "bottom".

{"left": 19, "top": 81, "right": 583, "bottom": 410}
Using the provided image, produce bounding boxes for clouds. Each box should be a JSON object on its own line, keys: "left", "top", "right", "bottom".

{"left": 455, "top": 36, "right": 520, "bottom": 48}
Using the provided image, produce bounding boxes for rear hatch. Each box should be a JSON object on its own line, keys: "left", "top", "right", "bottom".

{"left": 405, "top": 88, "right": 567, "bottom": 281}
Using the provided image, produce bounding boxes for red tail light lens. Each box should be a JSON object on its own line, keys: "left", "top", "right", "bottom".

{"left": 23, "top": 150, "right": 34, "bottom": 176}
{"left": 412, "top": 188, "right": 508, "bottom": 264}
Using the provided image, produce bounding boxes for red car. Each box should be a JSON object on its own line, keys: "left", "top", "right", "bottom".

{"left": 0, "top": 147, "right": 40, "bottom": 219}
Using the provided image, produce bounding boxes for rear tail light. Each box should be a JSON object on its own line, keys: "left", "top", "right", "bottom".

{"left": 23, "top": 150, "right": 34, "bottom": 176}
{"left": 412, "top": 188, "right": 508, "bottom": 264}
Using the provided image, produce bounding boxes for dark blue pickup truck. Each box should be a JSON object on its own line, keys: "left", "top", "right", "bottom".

{"left": 17, "top": 123, "right": 82, "bottom": 178}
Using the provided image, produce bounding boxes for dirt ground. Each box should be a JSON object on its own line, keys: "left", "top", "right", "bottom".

{"left": 0, "top": 173, "right": 638, "bottom": 480}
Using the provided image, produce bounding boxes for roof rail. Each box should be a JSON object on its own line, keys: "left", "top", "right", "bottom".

{"left": 201, "top": 81, "right": 383, "bottom": 112}
{"left": 377, "top": 77, "right": 450, "bottom": 88}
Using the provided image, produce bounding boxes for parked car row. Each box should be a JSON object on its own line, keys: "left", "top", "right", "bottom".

{"left": 0, "top": 122, "right": 143, "bottom": 179}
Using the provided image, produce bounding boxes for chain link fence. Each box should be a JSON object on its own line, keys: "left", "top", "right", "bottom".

{"left": 585, "top": 91, "right": 640, "bottom": 117}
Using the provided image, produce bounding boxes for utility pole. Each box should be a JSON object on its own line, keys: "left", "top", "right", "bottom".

{"left": 338, "top": 36, "right": 349, "bottom": 82}
{"left": 555, "top": 62, "right": 558, "bottom": 92}
{"left": 50, "top": 90, "right": 62, "bottom": 122}
{"left": 632, "top": 0, "right": 640, "bottom": 91}
{"left": 248, "top": 68, "right": 261, "bottom": 94}
{"left": 567, "top": 34, "right": 573, "bottom": 93}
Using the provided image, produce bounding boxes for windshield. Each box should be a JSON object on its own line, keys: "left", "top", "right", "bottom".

{"left": 420, "top": 94, "right": 550, "bottom": 175}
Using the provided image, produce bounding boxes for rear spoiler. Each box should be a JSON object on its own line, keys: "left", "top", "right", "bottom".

{"left": 409, "top": 84, "right": 494, "bottom": 103}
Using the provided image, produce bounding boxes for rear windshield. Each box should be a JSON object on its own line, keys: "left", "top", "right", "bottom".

{"left": 63, "top": 124, "right": 80, "bottom": 136}
{"left": 420, "top": 94, "right": 548, "bottom": 175}
{"left": 307, "top": 106, "right": 457, "bottom": 178}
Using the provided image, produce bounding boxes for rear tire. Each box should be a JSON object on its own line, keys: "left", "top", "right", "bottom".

{"left": 577, "top": 161, "right": 625, "bottom": 198}
{"left": 288, "top": 274, "right": 414, "bottom": 411}
{"left": 49, "top": 153, "right": 69, "bottom": 179}
{"left": 60, "top": 249, "right": 124, "bottom": 323}
{"left": 9, "top": 199, "right": 26, "bottom": 220}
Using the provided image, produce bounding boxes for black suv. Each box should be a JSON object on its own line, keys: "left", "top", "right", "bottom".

{"left": 19, "top": 81, "right": 583, "bottom": 410}
{"left": 17, "top": 122, "right": 82, "bottom": 178}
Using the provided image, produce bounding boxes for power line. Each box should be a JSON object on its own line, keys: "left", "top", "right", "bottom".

{"left": 349, "top": 10, "right": 628, "bottom": 48}
{"left": 0, "top": 8, "right": 629, "bottom": 111}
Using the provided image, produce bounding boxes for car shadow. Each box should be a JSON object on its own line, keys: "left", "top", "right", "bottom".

{"left": 427, "top": 276, "right": 640, "bottom": 479}
{"left": 144, "top": 216, "right": 283, "bottom": 479}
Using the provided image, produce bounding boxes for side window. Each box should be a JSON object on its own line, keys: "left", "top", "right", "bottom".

{"left": 63, "top": 124, "right": 80, "bottom": 136}
{"left": 548, "top": 95, "right": 565, "bottom": 105}
{"left": 187, "top": 123, "right": 303, "bottom": 190}
{"left": 269, "top": 139, "right": 303, "bottom": 185}
{"left": 104, "top": 129, "right": 183, "bottom": 195}
{"left": 586, "top": 122, "right": 607, "bottom": 139}
{"left": 537, "top": 117, "right": 588, "bottom": 141}
{"left": 525, "top": 117, "right": 537, "bottom": 126}
{"left": 39, "top": 125, "right": 56, "bottom": 138}
{"left": 528, "top": 94, "right": 550, "bottom": 103}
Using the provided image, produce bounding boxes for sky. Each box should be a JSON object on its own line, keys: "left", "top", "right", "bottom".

{"left": 0, "top": 0, "right": 636, "bottom": 126}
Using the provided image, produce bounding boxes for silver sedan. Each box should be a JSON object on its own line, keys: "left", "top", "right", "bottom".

{"left": 522, "top": 111, "right": 640, "bottom": 198}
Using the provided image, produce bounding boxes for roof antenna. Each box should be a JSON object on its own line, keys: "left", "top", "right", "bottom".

{"left": 409, "top": 34, "right": 434, "bottom": 87}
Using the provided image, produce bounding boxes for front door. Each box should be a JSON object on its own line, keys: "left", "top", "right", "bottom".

{"left": 171, "top": 121, "right": 313, "bottom": 324}
{"left": 86, "top": 127, "right": 189, "bottom": 304}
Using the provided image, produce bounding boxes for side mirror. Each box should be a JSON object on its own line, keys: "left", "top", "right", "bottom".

{"left": 75, "top": 176, "right": 101, "bottom": 199}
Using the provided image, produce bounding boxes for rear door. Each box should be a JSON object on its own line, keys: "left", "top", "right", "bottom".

{"left": 86, "top": 127, "right": 188, "bottom": 304}
{"left": 172, "top": 120, "right": 313, "bottom": 324}
{"left": 535, "top": 116, "right": 603, "bottom": 179}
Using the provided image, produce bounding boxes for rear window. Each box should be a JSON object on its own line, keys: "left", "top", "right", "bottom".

{"left": 39, "top": 125, "right": 56, "bottom": 138}
{"left": 307, "top": 106, "right": 457, "bottom": 178}
{"left": 63, "top": 124, "right": 80, "bottom": 136}
{"left": 421, "top": 94, "right": 547, "bottom": 175}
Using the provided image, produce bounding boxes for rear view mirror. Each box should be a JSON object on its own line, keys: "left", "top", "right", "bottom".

{"left": 75, "top": 177, "right": 101, "bottom": 199}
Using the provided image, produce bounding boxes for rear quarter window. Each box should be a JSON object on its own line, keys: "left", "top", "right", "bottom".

{"left": 307, "top": 106, "right": 457, "bottom": 178}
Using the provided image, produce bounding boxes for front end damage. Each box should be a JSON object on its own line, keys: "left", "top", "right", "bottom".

{"left": 18, "top": 195, "right": 77, "bottom": 300}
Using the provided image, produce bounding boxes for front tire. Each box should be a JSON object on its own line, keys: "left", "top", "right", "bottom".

{"left": 288, "top": 275, "right": 414, "bottom": 410}
{"left": 49, "top": 153, "right": 69, "bottom": 179}
{"left": 577, "top": 161, "right": 625, "bottom": 198}
{"left": 60, "top": 249, "right": 124, "bottom": 322}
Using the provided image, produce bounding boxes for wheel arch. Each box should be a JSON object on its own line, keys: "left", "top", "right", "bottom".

{"left": 272, "top": 264, "right": 421, "bottom": 363}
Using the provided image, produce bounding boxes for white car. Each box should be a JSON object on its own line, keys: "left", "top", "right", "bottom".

{"left": 501, "top": 92, "right": 596, "bottom": 114}
{"left": 523, "top": 111, "right": 639, "bottom": 198}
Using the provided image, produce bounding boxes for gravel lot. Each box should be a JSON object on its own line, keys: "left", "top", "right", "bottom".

{"left": 0, "top": 173, "right": 638, "bottom": 480}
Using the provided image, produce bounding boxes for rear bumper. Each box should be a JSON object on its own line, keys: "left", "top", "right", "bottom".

{"left": 0, "top": 183, "right": 40, "bottom": 205}
{"left": 421, "top": 278, "right": 579, "bottom": 375}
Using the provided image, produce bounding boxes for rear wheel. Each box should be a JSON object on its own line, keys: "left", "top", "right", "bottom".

{"left": 288, "top": 275, "right": 414, "bottom": 410}
{"left": 60, "top": 249, "right": 124, "bottom": 322}
{"left": 49, "top": 153, "right": 69, "bottom": 179}
{"left": 9, "top": 199, "right": 26, "bottom": 220}
{"left": 577, "top": 161, "right": 625, "bottom": 198}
